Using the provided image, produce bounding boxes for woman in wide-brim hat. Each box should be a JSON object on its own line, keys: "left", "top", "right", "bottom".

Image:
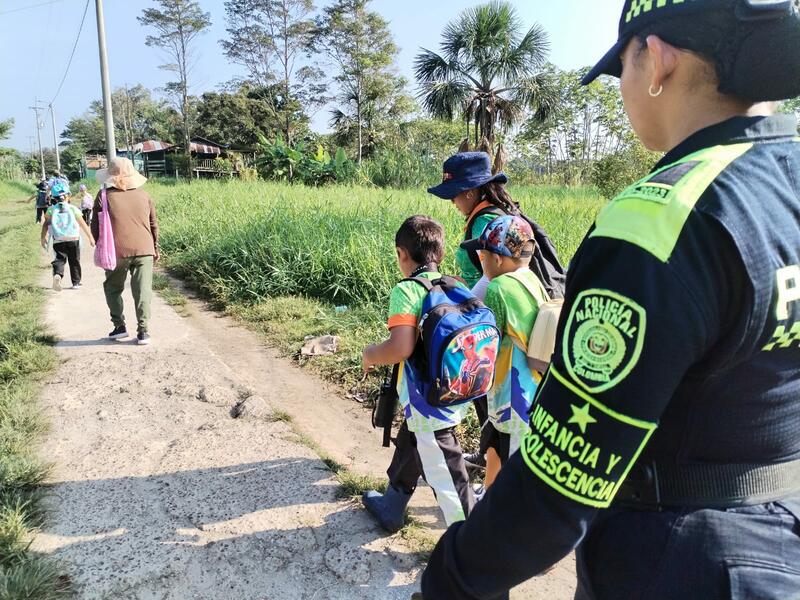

{"left": 95, "top": 156, "right": 148, "bottom": 191}
{"left": 92, "top": 157, "right": 158, "bottom": 346}
{"left": 428, "top": 151, "right": 516, "bottom": 301}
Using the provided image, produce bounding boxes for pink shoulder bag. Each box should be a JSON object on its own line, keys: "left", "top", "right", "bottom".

{"left": 93, "top": 187, "right": 117, "bottom": 271}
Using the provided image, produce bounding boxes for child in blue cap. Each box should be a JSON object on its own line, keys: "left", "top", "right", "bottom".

{"left": 461, "top": 215, "right": 549, "bottom": 487}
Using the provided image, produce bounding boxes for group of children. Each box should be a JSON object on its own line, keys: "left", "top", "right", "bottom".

{"left": 361, "top": 152, "right": 554, "bottom": 532}
{"left": 33, "top": 173, "right": 96, "bottom": 291}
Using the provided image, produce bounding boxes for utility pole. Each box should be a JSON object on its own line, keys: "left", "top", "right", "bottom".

{"left": 48, "top": 103, "right": 61, "bottom": 172}
{"left": 95, "top": 0, "right": 116, "bottom": 163}
{"left": 29, "top": 103, "right": 46, "bottom": 180}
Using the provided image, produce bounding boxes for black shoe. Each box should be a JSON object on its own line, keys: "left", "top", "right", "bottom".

{"left": 108, "top": 326, "right": 129, "bottom": 340}
{"left": 137, "top": 331, "right": 151, "bottom": 345}
{"left": 463, "top": 452, "right": 486, "bottom": 470}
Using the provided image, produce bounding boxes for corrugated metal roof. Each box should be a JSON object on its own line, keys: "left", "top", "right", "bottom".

{"left": 189, "top": 141, "right": 222, "bottom": 155}
{"left": 123, "top": 140, "right": 223, "bottom": 155}
{"left": 134, "top": 140, "right": 175, "bottom": 153}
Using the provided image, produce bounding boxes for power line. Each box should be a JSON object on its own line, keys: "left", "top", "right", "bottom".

{"left": 0, "top": 0, "right": 62, "bottom": 17}
{"left": 49, "top": 0, "right": 91, "bottom": 104}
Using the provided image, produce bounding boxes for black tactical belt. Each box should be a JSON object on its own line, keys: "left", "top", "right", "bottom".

{"left": 614, "top": 459, "right": 800, "bottom": 509}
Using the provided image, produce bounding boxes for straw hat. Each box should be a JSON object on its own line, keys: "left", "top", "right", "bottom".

{"left": 95, "top": 157, "right": 147, "bottom": 191}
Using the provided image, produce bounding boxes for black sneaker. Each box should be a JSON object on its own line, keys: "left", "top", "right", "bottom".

{"left": 463, "top": 452, "right": 486, "bottom": 470}
{"left": 137, "top": 332, "right": 151, "bottom": 345}
{"left": 108, "top": 326, "right": 129, "bottom": 340}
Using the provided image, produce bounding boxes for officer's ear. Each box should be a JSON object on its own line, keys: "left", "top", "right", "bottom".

{"left": 644, "top": 34, "right": 680, "bottom": 94}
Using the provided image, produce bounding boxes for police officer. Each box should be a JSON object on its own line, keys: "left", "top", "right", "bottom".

{"left": 418, "top": 1, "right": 800, "bottom": 598}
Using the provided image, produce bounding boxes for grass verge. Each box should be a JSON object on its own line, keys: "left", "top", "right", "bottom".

{"left": 0, "top": 182, "right": 67, "bottom": 598}
{"left": 152, "top": 271, "right": 190, "bottom": 317}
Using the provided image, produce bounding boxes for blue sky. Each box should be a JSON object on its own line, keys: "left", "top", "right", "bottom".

{"left": 0, "top": 0, "right": 620, "bottom": 152}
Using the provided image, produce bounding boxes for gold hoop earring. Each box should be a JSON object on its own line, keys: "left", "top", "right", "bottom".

{"left": 649, "top": 84, "right": 663, "bottom": 98}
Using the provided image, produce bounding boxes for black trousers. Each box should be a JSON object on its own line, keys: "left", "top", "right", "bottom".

{"left": 36, "top": 207, "right": 47, "bottom": 223}
{"left": 82, "top": 208, "right": 91, "bottom": 225}
{"left": 386, "top": 420, "right": 474, "bottom": 525}
{"left": 473, "top": 395, "right": 494, "bottom": 455}
{"left": 52, "top": 240, "right": 81, "bottom": 285}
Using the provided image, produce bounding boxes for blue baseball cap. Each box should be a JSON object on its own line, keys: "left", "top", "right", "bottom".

{"left": 427, "top": 152, "right": 508, "bottom": 200}
{"left": 460, "top": 215, "right": 535, "bottom": 259}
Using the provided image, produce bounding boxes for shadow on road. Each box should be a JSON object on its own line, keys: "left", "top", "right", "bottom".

{"left": 38, "top": 458, "right": 421, "bottom": 599}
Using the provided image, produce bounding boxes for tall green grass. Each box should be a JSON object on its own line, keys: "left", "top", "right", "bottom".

{"left": 0, "top": 181, "right": 66, "bottom": 599}
{"left": 153, "top": 180, "right": 603, "bottom": 307}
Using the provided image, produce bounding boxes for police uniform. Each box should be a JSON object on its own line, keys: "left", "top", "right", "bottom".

{"left": 421, "top": 112, "right": 800, "bottom": 600}
{"left": 419, "top": 2, "right": 800, "bottom": 595}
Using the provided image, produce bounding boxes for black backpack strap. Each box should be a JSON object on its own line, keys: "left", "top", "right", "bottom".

{"left": 464, "top": 206, "right": 505, "bottom": 273}
{"left": 382, "top": 363, "right": 400, "bottom": 447}
{"left": 400, "top": 276, "right": 435, "bottom": 291}
{"left": 519, "top": 212, "right": 567, "bottom": 300}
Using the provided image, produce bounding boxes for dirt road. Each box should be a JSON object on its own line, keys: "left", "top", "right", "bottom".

{"left": 32, "top": 245, "right": 576, "bottom": 599}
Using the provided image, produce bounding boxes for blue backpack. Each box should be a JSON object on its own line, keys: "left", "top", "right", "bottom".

{"left": 404, "top": 276, "right": 500, "bottom": 407}
{"left": 49, "top": 202, "right": 80, "bottom": 241}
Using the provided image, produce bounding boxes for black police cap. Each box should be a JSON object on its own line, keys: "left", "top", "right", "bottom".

{"left": 582, "top": 0, "right": 800, "bottom": 89}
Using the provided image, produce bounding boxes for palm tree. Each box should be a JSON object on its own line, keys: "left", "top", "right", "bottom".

{"left": 414, "top": 1, "right": 555, "bottom": 151}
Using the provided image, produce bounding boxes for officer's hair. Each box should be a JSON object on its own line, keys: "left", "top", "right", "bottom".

{"left": 634, "top": 9, "right": 800, "bottom": 102}
{"left": 634, "top": 13, "right": 735, "bottom": 95}
{"left": 395, "top": 215, "right": 445, "bottom": 266}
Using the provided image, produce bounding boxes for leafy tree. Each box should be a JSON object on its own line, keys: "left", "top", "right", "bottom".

{"left": 311, "top": 0, "right": 407, "bottom": 163}
{"left": 63, "top": 86, "right": 179, "bottom": 151}
{"left": 194, "top": 84, "right": 293, "bottom": 148}
{"left": 221, "top": 0, "right": 324, "bottom": 144}
{"left": 414, "top": 1, "right": 555, "bottom": 149}
{"left": 255, "top": 136, "right": 355, "bottom": 184}
{"left": 329, "top": 75, "right": 414, "bottom": 160}
{"left": 63, "top": 112, "right": 106, "bottom": 150}
{"left": 113, "top": 85, "right": 179, "bottom": 153}
{"left": 139, "top": 0, "right": 212, "bottom": 172}
{"left": 0, "top": 118, "right": 13, "bottom": 142}
{"left": 389, "top": 118, "right": 466, "bottom": 160}
{"left": 0, "top": 148, "right": 25, "bottom": 180}
{"left": 60, "top": 142, "right": 87, "bottom": 181}
{"left": 519, "top": 66, "right": 632, "bottom": 183}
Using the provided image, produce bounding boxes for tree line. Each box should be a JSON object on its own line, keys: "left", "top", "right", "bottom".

{"left": 4, "top": 0, "right": 800, "bottom": 195}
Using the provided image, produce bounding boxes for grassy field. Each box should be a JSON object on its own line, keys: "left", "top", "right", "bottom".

{"left": 152, "top": 180, "right": 601, "bottom": 306}
{"left": 149, "top": 180, "right": 605, "bottom": 408}
{"left": 0, "top": 181, "right": 65, "bottom": 599}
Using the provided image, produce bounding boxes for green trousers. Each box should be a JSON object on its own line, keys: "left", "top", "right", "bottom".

{"left": 103, "top": 256, "right": 153, "bottom": 333}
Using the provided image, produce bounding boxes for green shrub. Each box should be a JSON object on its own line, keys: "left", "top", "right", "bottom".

{"left": 360, "top": 147, "right": 441, "bottom": 189}
{"left": 254, "top": 137, "right": 356, "bottom": 186}
{"left": 591, "top": 140, "right": 661, "bottom": 199}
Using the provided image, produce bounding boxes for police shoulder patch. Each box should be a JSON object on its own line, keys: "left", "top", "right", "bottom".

{"left": 563, "top": 289, "right": 646, "bottom": 394}
{"left": 590, "top": 143, "right": 753, "bottom": 262}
